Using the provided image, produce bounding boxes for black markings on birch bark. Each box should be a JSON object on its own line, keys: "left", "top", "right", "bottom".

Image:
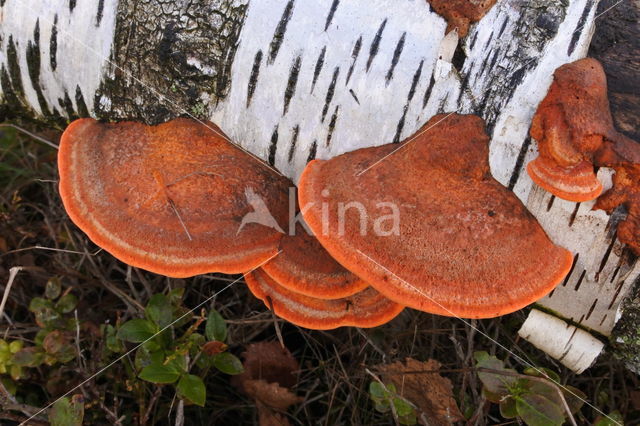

{"left": 324, "top": 0, "right": 340, "bottom": 31}
{"left": 568, "top": 0, "right": 595, "bottom": 56}
{"left": 6, "top": 36, "right": 25, "bottom": 100}
{"left": 268, "top": 0, "right": 295, "bottom": 64}
{"left": 69, "top": 0, "right": 76, "bottom": 12}
{"left": 307, "top": 141, "right": 318, "bottom": 163}
{"left": 349, "top": 89, "right": 360, "bottom": 104}
{"left": 607, "top": 280, "right": 626, "bottom": 309}
{"left": 58, "top": 91, "right": 75, "bottom": 118}
{"left": 50, "top": 15, "right": 58, "bottom": 71}
{"left": 568, "top": 203, "right": 581, "bottom": 227}
{"left": 269, "top": 125, "right": 279, "bottom": 166}
{"left": 75, "top": 85, "right": 89, "bottom": 117}
{"left": 393, "top": 59, "right": 423, "bottom": 143}
{"left": 311, "top": 46, "right": 327, "bottom": 94}
{"left": 585, "top": 299, "right": 598, "bottom": 320}
{"left": 507, "top": 136, "right": 532, "bottom": 190}
{"left": 97, "top": 0, "right": 105, "bottom": 26}
{"left": 326, "top": 106, "right": 339, "bottom": 147}
{"left": 422, "top": 74, "right": 436, "bottom": 109}
{"left": 562, "top": 253, "right": 580, "bottom": 287}
{"left": 574, "top": 270, "right": 587, "bottom": 291}
{"left": 385, "top": 32, "right": 406, "bottom": 84}
{"left": 366, "top": 19, "right": 387, "bottom": 72}
{"left": 596, "top": 235, "right": 617, "bottom": 279}
{"left": 247, "top": 50, "right": 263, "bottom": 108}
{"left": 498, "top": 17, "right": 510, "bottom": 38}
{"left": 345, "top": 36, "right": 362, "bottom": 86}
{"left": 546, "top": 195, "right": 556, "bottom": 211}
{"left": 287, "top": 125, "right": 300, "bottom": 163}
{"left": 26, "top": 20, "right": 51, "bottom": 116}
{"left": 322, "top": 67, "right": 340, "bottom": 122}
{"left": 283, "top": 55, "right": 302, "bottom": 115}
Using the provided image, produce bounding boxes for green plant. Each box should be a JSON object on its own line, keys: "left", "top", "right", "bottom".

{"left": 474, "top": 351, "right": 586, "bottom": 426}
{"left": 112, "top": 289, "right": 243, "bottom": 407}
{"left": 9, "top": 278, "right": 79, "bottom": 378}
{"left": 369, "top": 381, "right": 417, "bottom": 425}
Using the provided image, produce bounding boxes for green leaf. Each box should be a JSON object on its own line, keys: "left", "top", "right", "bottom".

{"left": 56, "top": 294, "right": 78, "bottom": 314}
{"left": 49, "top": 395, "right": 84, "bottom": 426}
{"left": 393, "top": 397, "right": 415, "bottom": 417}
{"left": 594, "top": 410, "right": 624, "bottom": 426}
{"left": 45, "top": 277, "right": 62, "bottom": 300}
{"left": 139, "top": 362, "right": 181, "bottom": 384}
{"left": 212, "top": 352, "right": 244, "bottom": 375}
{"left": 145, "top": 294, "right": 173, "bottom": 328}
{"left": 500, "top": 397, "right": 518, "bottom": 419}
{"left": 29, "top": 297, "right": 52, "bottom": 313}
{"left": 177, "top": 374, "right": 206, "bottom": 407}
{"left": 369, "top": 381, "right": 386, "bottom": 399}
{"left": 117, "top": 319, "right": 157, "bottom": 343}
{"left": 205, "top": 309, "right": 227, "bottom": 342}
{"left": 523, "top": 367, "right": 561, "bottom": 383}
{"left": 168, "top": 288, "right": 185, "bottom": 306}
{"left": 104, "top": 325, "right": 125, "bottom": 353}
{"left": 474, "top": 352, "right": 517, "bottom": 396}
{"left": 516, "top": 394, "right": 564, "bottom": 426}
{"left": 12, "top": 347, "right": 45, "bottom": 367}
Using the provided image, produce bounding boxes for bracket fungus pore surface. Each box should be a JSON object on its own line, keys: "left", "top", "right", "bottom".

{"left": 261, "top": 223, "right": 369, "bottom": 299}
{"left": 244, "top": 269, "right": 404, "bottom": 330}
{"left": 58, "top": 118, "right": 291, "bottom": 277}
{"left": 298, "top": 113, "right": 573, "bottom": 319}
{"left": 527, "top": 58, "right": 640, "bottom": 254}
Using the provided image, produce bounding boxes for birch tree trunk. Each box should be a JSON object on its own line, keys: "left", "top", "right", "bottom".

{"left": 0, "top": 0, "right": 638, "bottom": 373}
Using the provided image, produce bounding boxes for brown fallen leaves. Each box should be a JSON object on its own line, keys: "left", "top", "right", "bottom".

{"left": 377, "top": 358, "right": 463, "bottom": 426}
{"left": 232, "top": 342, "right": 302, "bottom": 426}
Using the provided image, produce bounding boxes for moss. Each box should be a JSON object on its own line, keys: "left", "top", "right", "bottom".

{"left": 610, "top": 277, "right": 640, "bottom": 373}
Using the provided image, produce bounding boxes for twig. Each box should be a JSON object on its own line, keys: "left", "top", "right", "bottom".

{"left": 0, "top": 267, "right": 23, "bottom": 323}
{"left": 0, "top": 123, "right": 59, "bottom": 150}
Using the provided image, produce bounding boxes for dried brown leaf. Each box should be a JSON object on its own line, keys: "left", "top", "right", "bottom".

{"left": 377, "top": 358, "right": 463, "bottom": 426}
{"left": 243, "top": 379, "right": 303, "bottom": 412}
{"left": 232, "top": 341, "right": 299, "bottom": 390}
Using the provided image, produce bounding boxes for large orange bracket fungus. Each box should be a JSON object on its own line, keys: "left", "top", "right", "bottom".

{"left": 58, "top": 118, "right": 291, "bottom": 277}
{"left": 261, "top": 224, "right": 369, "bottom": 299}
{"left": 244, "top": 269, "right": 403, "bottom": 330}
{"left": 299, "top": 114, "right": 573, "bottom": 319}
{"left": 527, "top": 58, "right": 640, "bottom": 254}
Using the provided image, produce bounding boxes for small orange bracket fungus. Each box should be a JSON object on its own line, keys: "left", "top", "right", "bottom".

{"left": 244, "top": 269, "right": 404, "bottom": 330}
{"left": 527, "top": 58, "right": 640, "bottom": 254}
{"left": 58, "top": 118, "right": 291, "bottom": 277}
{"left": 427, "top": 0, "right": 498, "bottom": 37}
{"left": 298, "top": 113, "right": 573, "bottom": 319}
{"left": 261, "top": 224, "right": 369, "bottom": 299}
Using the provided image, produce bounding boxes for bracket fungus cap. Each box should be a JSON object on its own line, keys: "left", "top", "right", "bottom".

{"left": 527, "top": 58, "right": 614, "bottom": 202}
{"left": 245, "top": 269, "right": 404, "bottom": 330}
{"left": 298, "top": 114, "right": 573, "bottom": 319}
{"left": 58, "top": 118, "right": 291, "bottom": 277}
{"left": 261, "top": 223, "right": 369, "bottom": 299}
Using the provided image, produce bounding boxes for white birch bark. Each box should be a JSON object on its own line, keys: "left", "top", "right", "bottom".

{"left": 0, "top": 0, "right": 637, "bottom": 373}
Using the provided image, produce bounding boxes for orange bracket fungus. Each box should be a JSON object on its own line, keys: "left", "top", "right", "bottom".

{"left": 527, "top": 58, "right": 640, "bottom": 254}
{"left": 261, "top": 223, "right": 369, "bottom": 299}
{"left": 244, "top": 269, "right": 404, "bottom": 330}
{"left": 58, "top": 118, "right": 291, "bottom": 277}
{"left": 427, "top": 0, "right": 498, "bottom": 37}
{"left": 298, "top": 113, "right": 573, "bottom": 319}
